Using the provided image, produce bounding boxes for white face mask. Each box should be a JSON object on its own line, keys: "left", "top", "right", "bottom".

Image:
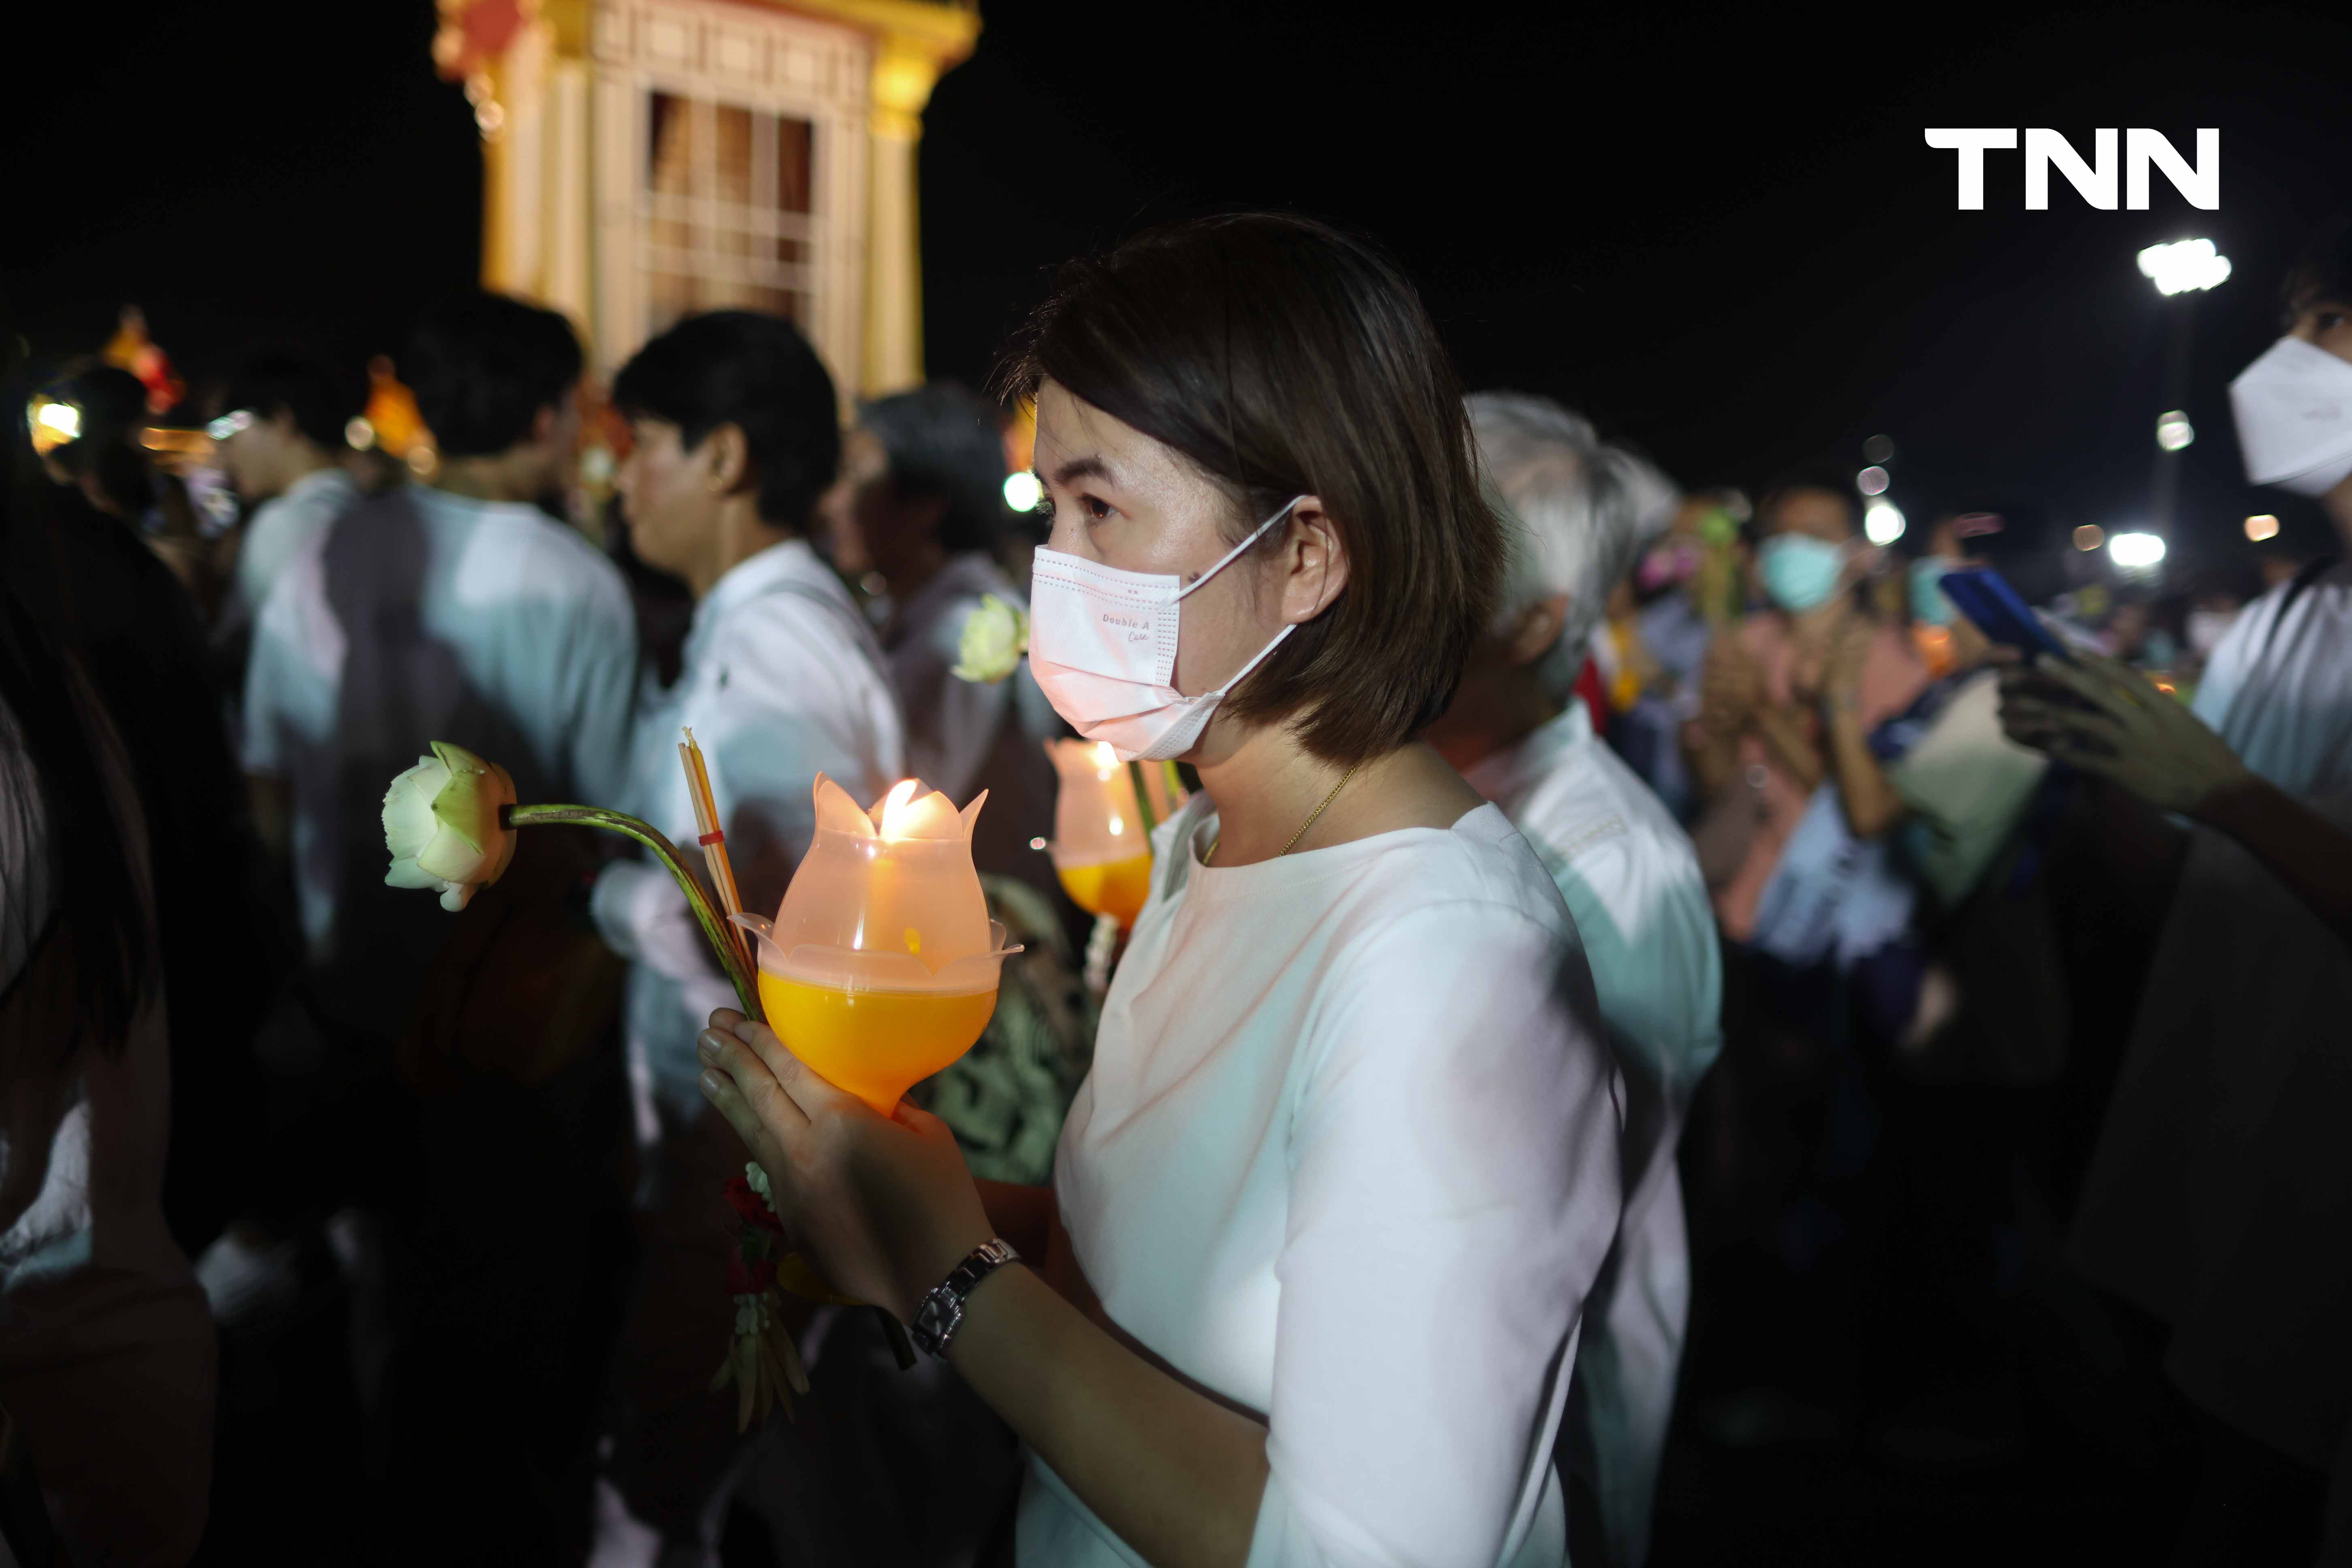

{"left": 2230, "top": 334, "right": 2352, "bottom": 498}
{"left": 1026, "top": 496, "right": 1304, "bottom": 762}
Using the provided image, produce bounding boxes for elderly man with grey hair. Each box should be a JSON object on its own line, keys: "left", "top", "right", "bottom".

{"left": 1428, "top": 392, "right": 1723, "bottom": 1568}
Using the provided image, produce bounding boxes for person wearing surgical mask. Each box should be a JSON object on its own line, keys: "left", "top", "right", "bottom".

{"left": 1685, "top": 477, "right": 1928, "bottom": 943}
{"left": 2194, "top": 215, "right": 2352, "bottom": 798}
{"left": 1993, "top": 214, "right": 2352, "bottom": 1559}
{"left": 690, "top": 214, "right": 1623, "bottom": 1568}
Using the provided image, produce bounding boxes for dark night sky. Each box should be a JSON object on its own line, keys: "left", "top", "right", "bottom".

{"left": 6, "top": 1, "right": 2350, "bottom": 592}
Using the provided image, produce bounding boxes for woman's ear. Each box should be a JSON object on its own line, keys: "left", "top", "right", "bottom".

{"left": 1280, "top": 495, "right": 1350, "bottom": 625}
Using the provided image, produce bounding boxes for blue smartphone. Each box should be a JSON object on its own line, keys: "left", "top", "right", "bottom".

{"left": 1937, "top": 565, "right": 2070, "bottom": 660}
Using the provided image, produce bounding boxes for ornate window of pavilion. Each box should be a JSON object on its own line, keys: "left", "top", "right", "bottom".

{"left": 437, "top": 0, "right": 977, "bottom": 400}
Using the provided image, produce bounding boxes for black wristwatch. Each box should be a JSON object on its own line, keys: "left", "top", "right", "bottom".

{"left": 908, "top": 1239, "right": 1020, "bottom": 1358}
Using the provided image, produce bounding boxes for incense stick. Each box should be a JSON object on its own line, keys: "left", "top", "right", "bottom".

{"left": 680, "top": 728, "right": 751, "bottom": 972}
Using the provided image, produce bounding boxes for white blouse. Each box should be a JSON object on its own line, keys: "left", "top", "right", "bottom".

{"left": 1021, "top": 796, "right": 1623, "bottom": 1568}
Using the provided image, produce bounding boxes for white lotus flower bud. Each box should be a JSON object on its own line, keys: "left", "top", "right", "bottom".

{"left": 383, "top": 741, "right": 518, "bottom": 912}
{"left": 951, "top": 594, "right": 1028, "bottom": 685}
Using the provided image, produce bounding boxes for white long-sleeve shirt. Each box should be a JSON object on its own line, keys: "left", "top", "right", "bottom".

{"left": 591, "top": 539, "right": 903, "bottom": 1124}
{"left": 1462, "top": 701, "right": 1723, "bottom": 1568}
{"left": 1023, "top": 795, "right": 1623, "bottom": 1568}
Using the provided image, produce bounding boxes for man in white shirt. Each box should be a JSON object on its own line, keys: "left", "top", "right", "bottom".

{"left": 238, "top": 292, "right": 641, "bottom": 1556}
{"left": 211, "top": 348, "right": 364, "bottom": 628}
{"left": 243, "top": 293, "right": 637, "bottom": 1039}
{"left": 1429, "top": 392, "right": 1724, "bottom": 1568}
{"left": 588, "top": 309, "right": 905, "bottom": 1564}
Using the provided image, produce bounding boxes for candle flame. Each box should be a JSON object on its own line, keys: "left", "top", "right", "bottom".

{"left": 878, "top": 778, "right": 922, "bottom": 839}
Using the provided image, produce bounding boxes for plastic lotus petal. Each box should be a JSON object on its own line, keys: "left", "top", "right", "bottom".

{"left": 729, "top": 775, "right": 1021, "bottom": 1114}
{"left": 383, "top": 741, "right": 519, "bottom": 911}
{"left": 951, "top": 594, "right": 1028, "bottom": 684}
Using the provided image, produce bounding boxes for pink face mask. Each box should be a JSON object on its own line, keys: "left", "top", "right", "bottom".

{"left": 1636, "top": 541, "right": 1699, "bottom": 593}
{"left": 1025, "top": 498, "right": 1304, "bottom": 762}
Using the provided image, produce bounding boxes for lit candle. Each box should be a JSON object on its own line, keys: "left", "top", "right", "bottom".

{"left": 730, "top": 776, "right": 1018, "bottom": 1114}
{"left": 1041, "top": 740, "right": 1185, "bottom": 929}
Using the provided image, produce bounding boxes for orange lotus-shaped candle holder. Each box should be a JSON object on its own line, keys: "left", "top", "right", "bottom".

{"left": 1043, "top": 741, "right": 1182, "bottom": 929}
{"left": 731, "top": 776, "right": 1020, "bottom": 1115}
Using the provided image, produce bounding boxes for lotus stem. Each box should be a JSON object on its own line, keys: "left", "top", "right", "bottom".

{"left": 505, "top": 803, "right": 763, "bottom": 1022}
{"left": 1125, "top": 760, "right": 1159, "bottom": 839}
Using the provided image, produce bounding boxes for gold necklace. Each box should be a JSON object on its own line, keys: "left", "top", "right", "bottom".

{"left": 1203, "top": 759, "right": 1364, "bottom": 866}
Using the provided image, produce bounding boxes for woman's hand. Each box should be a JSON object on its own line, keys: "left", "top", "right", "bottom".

{"left": 1998, "top": 646, "right": 2253, "bottom": 816}
{"left": 697, "top": 1009, "right": 992, "bottom": 1322}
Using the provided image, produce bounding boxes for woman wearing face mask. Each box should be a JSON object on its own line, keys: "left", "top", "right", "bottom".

{"left": 692, "top": 214, "right": 1622, "bottom": 1568}
{"left": 1684, "top": 477, "right": 1928, "bottom": 942}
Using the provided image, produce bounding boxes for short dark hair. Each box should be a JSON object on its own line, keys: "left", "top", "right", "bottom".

{"left": 2282, "top": 214, "right": 2352, "bottom": 321}
{"left": 221, "top": 347, "right": 363, "bottom": 452}
{"left": 1001, "top": 213, "right": 1500, "bottom": 765}
{"left": 1752, "top": 470, "right": 1858, "bottom": 543}
{"left": 858, "top": 382, "right": 1013, "bottom": 555}
{"left": 612, "top": 310, "right": 838, "bottom": 530}
{"left": 405, "top": 292, "right": 583, "bottom": 459}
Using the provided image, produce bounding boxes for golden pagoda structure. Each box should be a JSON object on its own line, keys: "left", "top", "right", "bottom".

{"left": 435, "top": 0, "right": 980, "bottom": 400}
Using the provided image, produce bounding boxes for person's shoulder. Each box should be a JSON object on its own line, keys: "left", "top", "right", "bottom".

{"left": 459, "top": 501, "right": 632, "bottom": 617}
{"left": 1338, "top": 803, "right": 1578, "bottom": 946}
{"left": 709, "top": 572, "right": 885, "bottom": 699}
{"left": 1516, "top": 736, "right": 1700, "bottom": 884}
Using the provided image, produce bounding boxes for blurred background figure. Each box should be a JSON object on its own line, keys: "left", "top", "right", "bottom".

{"left": 1609, "top": 490, "right": 1749, "bottom": 820}
{"left": 1984, "top": 214, "right": 2352, "bottom": 1564}
{"left": 236, "top": 289, "right": 641, "bottom": 1564}
{"left": 29, "top": 360, "right": 225, "bottom": 617}
{"left": 0, "top": 295, "right": 219, "bottom": 1568}
{"left": 593, "top": 309, "right": 907, "bottom": 1568}
{"left": 210, "top": 346, "right": 366, "bottom": 632}
{"left": 1685, "top": 475, "right": 1926, "bottom": 964}
{"left": 1674, "top": 473, "right": 1930, "bottom": 1453}
{"left": 1429, "top": 392, "right": 1717, "bottom": 1568}
{"left": 819, "top": 383, "right": 1066, "bottom": 914}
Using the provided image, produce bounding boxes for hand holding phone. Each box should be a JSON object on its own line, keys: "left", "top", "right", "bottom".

{"left": 1937, "top": 565, "right": 2071, "bottom": 661}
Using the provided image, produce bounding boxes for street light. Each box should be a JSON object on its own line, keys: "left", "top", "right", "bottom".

{"left": 2246, "top": 513, "right": 2280, "bottom": 542}
{"left": 2137, "top": 239, "right": 2232, "bottom": 296}
{"left": 1856, "top": 464, "right": 1889, "bottom": 496}
{"left": 1863, "top": 500, "right": 1905, "bottom": 545}
{"left": 2109, "top": 530, "right": 2167, "bottom": 569}
{"left": 2156, "top": 410, "right": 2194, "bottom": 451}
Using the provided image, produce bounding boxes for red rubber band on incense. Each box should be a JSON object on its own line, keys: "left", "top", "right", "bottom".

{"left": 699, "top": 830, "right": 725, "bottom": 846}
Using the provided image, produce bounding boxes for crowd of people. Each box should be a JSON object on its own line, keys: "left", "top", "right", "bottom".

{"left": 0, "top": 207, "right": 2346, "bottom": 1568}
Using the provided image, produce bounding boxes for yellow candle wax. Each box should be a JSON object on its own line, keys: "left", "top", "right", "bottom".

{"left": 758, "top": 970, "right": 999, "bottom": 1116}
{"left": 1054, "top": 852, "right": 1155, "bottom": 929}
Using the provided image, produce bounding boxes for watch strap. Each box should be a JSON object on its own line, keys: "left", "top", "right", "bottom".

{"left": 908, "top": 1238, "right": 1019, "bottom": 1358}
